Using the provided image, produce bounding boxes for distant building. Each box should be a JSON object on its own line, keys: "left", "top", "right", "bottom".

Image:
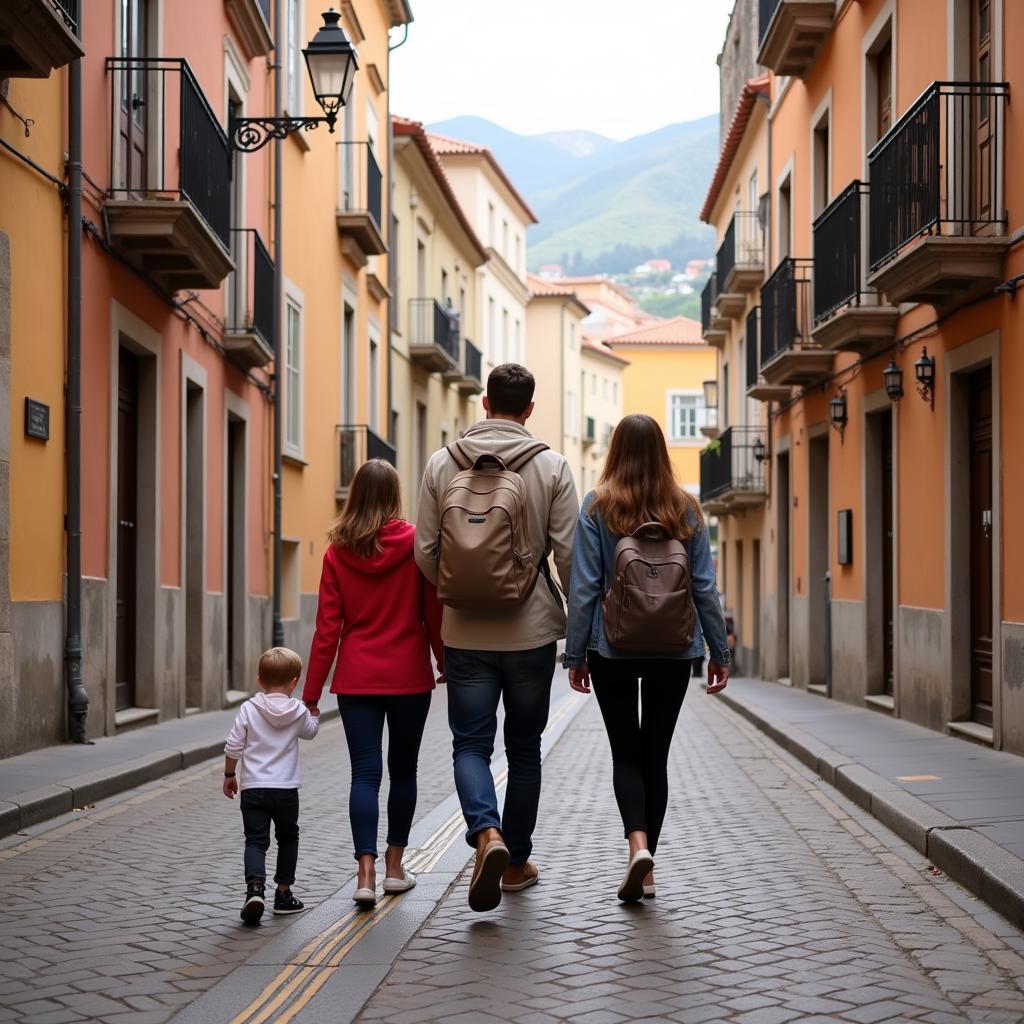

{"left": 645, "top": 258, "right": 672, "bottom": 273}
{"left": 538, "top": 264, "right": 564, "bottom": 280}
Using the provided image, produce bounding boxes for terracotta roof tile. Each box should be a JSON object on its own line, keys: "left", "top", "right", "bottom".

{"left": 526, "top": 274, "right": 590, "bottom": 315}
{"left": 605, "top": 316, "right": 705, "bottom": 347}
{"left": 427, "top": 132, "right": 539, "bottom": 224}
{"left": 700, "top": 75, "right": 770, "bottom": 223}
{"left": 582, "top": 338, "right": 630, "bottom": 366}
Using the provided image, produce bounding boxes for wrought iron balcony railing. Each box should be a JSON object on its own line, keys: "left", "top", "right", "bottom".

{"left": 409, "top": 298, "right": 460, "bottom": 366}
{"left": 340, "top": 141, "right": 383, "bottom": 229}
{"left": 701, "top": 273, "right": 718, "bottom": 334}
{"left": 52, "top": 0, "right": 79, "bottom": 33}
{"left": 813, "top": 180, "right": 872, "bottom": 323}
{"left": 868, "top": 81, "right": 1009, "bottom": 272}
{"left": 464, "top": 338, "right": 482, "bottom": 384}
{"left": 226, "top": 229, "right": 274, "bottom": 344}
{"left": 717, "top": 211, "right": 764, "bottom": 292}
{"left": 745, "top": 308, "right": 759, "bottom": 390}
{"left": 105, "top": 57, "right": 231, "bottom": 249}
{"left": 760, "top": 258, "right": 813, "bottom": 369}
{"left": 337, "top": 425, "right": 397, "bottom": 496}
{"left": 700, "top": 426, "right": 766, "bottom": 504}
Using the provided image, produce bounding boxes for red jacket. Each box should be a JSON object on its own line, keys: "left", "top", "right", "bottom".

{"left": 303, "top": 520, "right": 444, "bottom": 700}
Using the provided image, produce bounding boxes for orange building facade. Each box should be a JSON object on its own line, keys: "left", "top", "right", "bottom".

{"left": 702, "top": 0, "right": 1024, "bottom": 753}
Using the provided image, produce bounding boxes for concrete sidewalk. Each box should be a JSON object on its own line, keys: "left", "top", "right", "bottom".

{"left": 721, "top": 677, "right": 1024, "bottom": 928}
{"left": 0, "top": 701, "right": 340, "bottom": 839}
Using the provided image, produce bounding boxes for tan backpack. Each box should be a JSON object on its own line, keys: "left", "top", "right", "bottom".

{"left": 603, "top": 522, "right": 696, "bottom": 653}
{"left": 436, "top": 440, "right": 550, "bottom": 609}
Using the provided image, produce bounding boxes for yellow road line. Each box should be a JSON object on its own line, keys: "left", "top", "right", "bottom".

{"left": 230, "top": 694, "right": 581, "bottom": 1023}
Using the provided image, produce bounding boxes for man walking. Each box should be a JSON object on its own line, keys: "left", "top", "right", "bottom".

{"left": 415, "top": 363, "right": 578, "bottom": 912}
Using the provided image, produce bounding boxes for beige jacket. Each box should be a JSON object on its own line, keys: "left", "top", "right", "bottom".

{"left": 414, "top": 420, "right": 579, "bottom": 652}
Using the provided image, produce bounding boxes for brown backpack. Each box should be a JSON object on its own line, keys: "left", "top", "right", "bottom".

{"left": 603, "top": 522, "right": 696, "bottom": 653}
{"left": 436, "top": 440, "right": 550, "bottom": 609}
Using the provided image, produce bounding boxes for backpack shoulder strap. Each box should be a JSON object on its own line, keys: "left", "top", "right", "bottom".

{"left": 506, "top": 441, "right": 550, "bottom": 473}
{"left": 446, "top": 442, "right": 473, "bottom": 472}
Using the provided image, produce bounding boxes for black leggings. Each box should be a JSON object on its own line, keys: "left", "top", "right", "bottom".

{"left": 589, "top": 651, "right": 691, "bottom": 857}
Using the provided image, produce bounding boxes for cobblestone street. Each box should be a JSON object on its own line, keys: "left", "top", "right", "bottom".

{"left": 2, "top": 686, "right": 1024, "bottom": 1024}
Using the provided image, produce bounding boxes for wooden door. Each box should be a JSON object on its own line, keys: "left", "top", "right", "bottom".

{"left": 226, "top": 420, "right": 242, "bottom": 692}
{"left": 971, "top": 0, "right": 994, "bottom": 225}
{"left": 969, "top": 366, "right": 993, "bottom": 725}
{"left": 116, "top": 350, "right": 139, "bottom": 712}
{"left": 119, "top": 0, "right": 149, "bottom": 191}
{"left": 881, "top": 411, "right": 895, "bottom": 696}
{"left": 876, "top": 39, "right": 892, "bottom": 138}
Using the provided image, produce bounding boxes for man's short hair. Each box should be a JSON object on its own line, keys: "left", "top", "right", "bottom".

{"left": 487, "top": 363, "right": 536, "bottom": 416}
{"left": 258, "top": 647, "right": 303, "bottom": 688}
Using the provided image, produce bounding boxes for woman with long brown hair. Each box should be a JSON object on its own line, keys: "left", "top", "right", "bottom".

{"left": 303, "top": 460, "right": 443, "bottom": 907}
{"left": 564, "top": 414, "right": 730, "bottom": 902}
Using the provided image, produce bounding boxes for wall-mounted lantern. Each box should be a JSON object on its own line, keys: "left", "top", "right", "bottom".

{"left": 752, "top": 436, "right": 767, "bottom": 463}
{"left": 229, "top": 9, "right": 358, "bottom": 152}
{"left": 915, "top": 346, "right": 936, "bottom": 409}
{"left": 829, "top": 387, "right": 848, "bottom": 441}
{"left": 883, "top": 357, "right": 904, "bottom": 401}
{"left": 702, "top": 379, "right": 718, "bottom": 410}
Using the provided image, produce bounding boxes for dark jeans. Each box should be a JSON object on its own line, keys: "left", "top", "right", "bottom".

{"left": 589, "top": 651, "right": 691, "bottom": 857}
{"left": 240, "top": 788, "right": 299, "bottom": 886}
{"left": 338, "top": 691, "right": 432, "bottom": 860}
{"left": 444, "top": 643, "right": 556, "bottom": 865}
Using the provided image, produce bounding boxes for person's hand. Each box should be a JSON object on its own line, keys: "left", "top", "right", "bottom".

{"left": 568, "top": 663, "right": 591, "bottom": 694}
{"left": 223, "top": 776, "right": 238, "bottom": 799}
{"left": 308, "top": 704, "right": 321, "bottom": 717}
{"left": 436, "top": 673, "right": 447, "bottom": 685}
{"left": 706, "top": 661, "right": 730, "bottom": 694}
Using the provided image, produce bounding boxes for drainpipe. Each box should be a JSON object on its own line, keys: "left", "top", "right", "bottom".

{"left": 271, "top": 0, "right": 284, "bottom": 647}
{"left": 64, "top": 53, "right": 89, "bottom": 742}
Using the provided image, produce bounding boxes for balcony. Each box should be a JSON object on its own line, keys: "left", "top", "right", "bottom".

{"left": 745, "top": 306, "right": 790, "bottom": 402}
{"left": 457, "top": 339, "right": 484, "bottom": 396}
{"left": 759, "top": 259, "right": 833, "bottom": 387}
{"left": 867, "top": 81, "right": 1010, "bottom": 307}
{"left": 583, "top": 417, "right": 596, "bottom": 446}
{"left": 757, "top": 0, "right": 835, "bottom": 79}
{"left": 336, "top": 425, "right": 397, "bottom": 499}
{"left": 699, "top": 406, "right": 720, "bottom": 440}
{"left": 337, "top": 142, "right": 387, "bottom": 268}
{"left": 223, "top": 230, "right": 274, "bottom": 369}
{"left": 701, "top": 274, "right": 727, "bottom": 348}
{"left": 811, "top": 181, "right": 898, "bottom": 356}
{"left": 699, "top": 426, "right": 767, "bottom": 516}
{"left": 225, "top": 0, "right": 273, "bottom": 59}
{"left": 0, "top": 0, "right": 83, "bottom": 78}
{"left": 409, "top": 298, "right": 459, "bottom": 373}
{"left": 717, "top": 211, "right": 765, "bottom": 296}
{"left": 104, "top": 58, "right": 233, "bottom": 293}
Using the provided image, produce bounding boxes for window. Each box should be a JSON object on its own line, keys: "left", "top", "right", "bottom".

{"left": 812, "top": 111, "right": 830, "bottom": 216}
{"left": 603, "top": 378, "right": 609, "bottom": 400}
{"left": 285, "top": 299, "right": 303, "bottom": 454}
{"left": 502, "top": 219, "right": 509, "bottom": 259}
{"left": 286, "top": 0, "right": 303, "bottom": 114}
{"left": 441, "top": 268, "right": 449, "bottom": 303}
{"left": 591, "top": 373, "right": 596, "bottom": 396}
{"left": 281, "top": 540, "right": 300, "bottom": 619}
{"left": 514, "top": 319, "right": 521, "bottom": 362}
{"left": 778, "top": 176, "right": 792, "bottom": 261}
{"left": 613, "top": 381, "right": 618, "bottom": 403}
{"left": 669, "top": 393, "right": 699, "bottom": 441}
{"left": 515, "top": 234, "right": 521, "bottom": 271}
{"left": 488, "top": 297, "right": 496, "bottom": 363}
{"left": 415, "top": 402, "right": 427, "bottom": 483}
{"left": 502, "top": 308, "right": 509, "bottom": 362}
{"left": 488, "top": 202, "right": 495, "bottom": 246}
{"left": 569, "top": 323, "right": 577, "bottom": 350}
{"left": 369, "top": 337, "right": 379, "bottom": 429}
{"left": 341, "top": 302, "right": 355, "bottom": 424}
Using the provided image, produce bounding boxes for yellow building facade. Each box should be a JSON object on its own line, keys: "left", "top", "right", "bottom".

{"left": 391, "top": 116, "right": 487, "bottom": 520}
{"left": 607, "top": 318, "right": 717, "bottom": 496}
{"left": 279, "top": 0, "right": 412, "bottom": 659}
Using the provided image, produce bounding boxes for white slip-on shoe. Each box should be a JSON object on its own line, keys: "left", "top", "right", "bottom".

{"left": 382, "top": 870, "right": 417, "bottom": 895}
{"left": 352, "top": 886, "right": 377, "bottom": 907}
{"left": 642, "top": 884, "right": 657, "bottom": 899}
{"left": 617, "top": 849, "right": 655, "bottom": 903}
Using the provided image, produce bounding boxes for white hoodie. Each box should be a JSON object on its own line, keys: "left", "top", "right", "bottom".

{"left": 224, "top": 692, "right": 319, "bottom": 790}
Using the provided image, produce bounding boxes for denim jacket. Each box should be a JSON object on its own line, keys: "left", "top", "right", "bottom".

{"left": 563, "top": 491, "right": 731, "bottom": 669}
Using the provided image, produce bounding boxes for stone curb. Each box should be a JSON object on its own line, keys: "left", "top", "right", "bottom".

{"left": 719, "top": 690, "right": 1024, "bottom": 930}
{"left": 0, "top": 705, "right": 341, "bottom": 840}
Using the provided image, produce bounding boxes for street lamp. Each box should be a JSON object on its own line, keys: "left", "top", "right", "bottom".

{"left": 915, "top": 346, "right": 936, "bottom": 408}
{"left": 230, "top": 9, "right": 358, "bottom": 152}
{"left": 752, "top": 436, "right": 767, "bottom": 463}
{"left": 829, "top": 388, "right": 848, "bottom": 442}
{"left": 883, "top": 357, "right": 904, "bottom": 401}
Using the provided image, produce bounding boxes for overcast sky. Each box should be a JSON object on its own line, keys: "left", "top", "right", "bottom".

{"left": 389, "top": 0, "right": 735, "bottom": 141}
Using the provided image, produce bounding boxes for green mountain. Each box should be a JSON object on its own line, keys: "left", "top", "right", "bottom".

{"left": 428, "top": 115, "right": 719, "bottom": 275}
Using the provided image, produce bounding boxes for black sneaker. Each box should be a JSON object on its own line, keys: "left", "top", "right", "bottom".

{"left": 240, "top": 880, "right": 265, "bottom": 925}
{"left": 274, "top": 889, "right": 305, "bottom": 915}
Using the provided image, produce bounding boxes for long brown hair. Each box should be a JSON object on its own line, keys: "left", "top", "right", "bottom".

{"left": 328, "top": 459, "right": 403, "bottom": 557}
{"left": 590, "top": 414, "right": 699, "bottom": 539}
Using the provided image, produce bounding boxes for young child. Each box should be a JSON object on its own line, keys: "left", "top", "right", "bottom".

{"left": 223, "top": 647, "right": 320, "bottom": 924}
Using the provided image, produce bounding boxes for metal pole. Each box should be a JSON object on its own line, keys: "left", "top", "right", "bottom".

{"left": 65, "top": 53, "right": 89, "bottom": 742}
{"left": 271, "top": 0, "right": 284, "bottom": 647}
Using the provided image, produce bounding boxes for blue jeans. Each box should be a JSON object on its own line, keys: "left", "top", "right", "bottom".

{"left": 337, "top": 692, "right": 432, "bottom": 860}
{"left": 444, "top": 643, "right": 556, "bottom": 865}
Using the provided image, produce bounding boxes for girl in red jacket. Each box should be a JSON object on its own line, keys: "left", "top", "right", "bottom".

{"left": 303, "top": 459, "right": 443, "bottom": 906}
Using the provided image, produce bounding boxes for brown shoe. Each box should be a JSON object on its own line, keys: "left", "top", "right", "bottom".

{"left": 468, "top": 830, "right": 510, "bottom": 913}
{"left": 501, "top": 861, "right": 539, "bottom": 892}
